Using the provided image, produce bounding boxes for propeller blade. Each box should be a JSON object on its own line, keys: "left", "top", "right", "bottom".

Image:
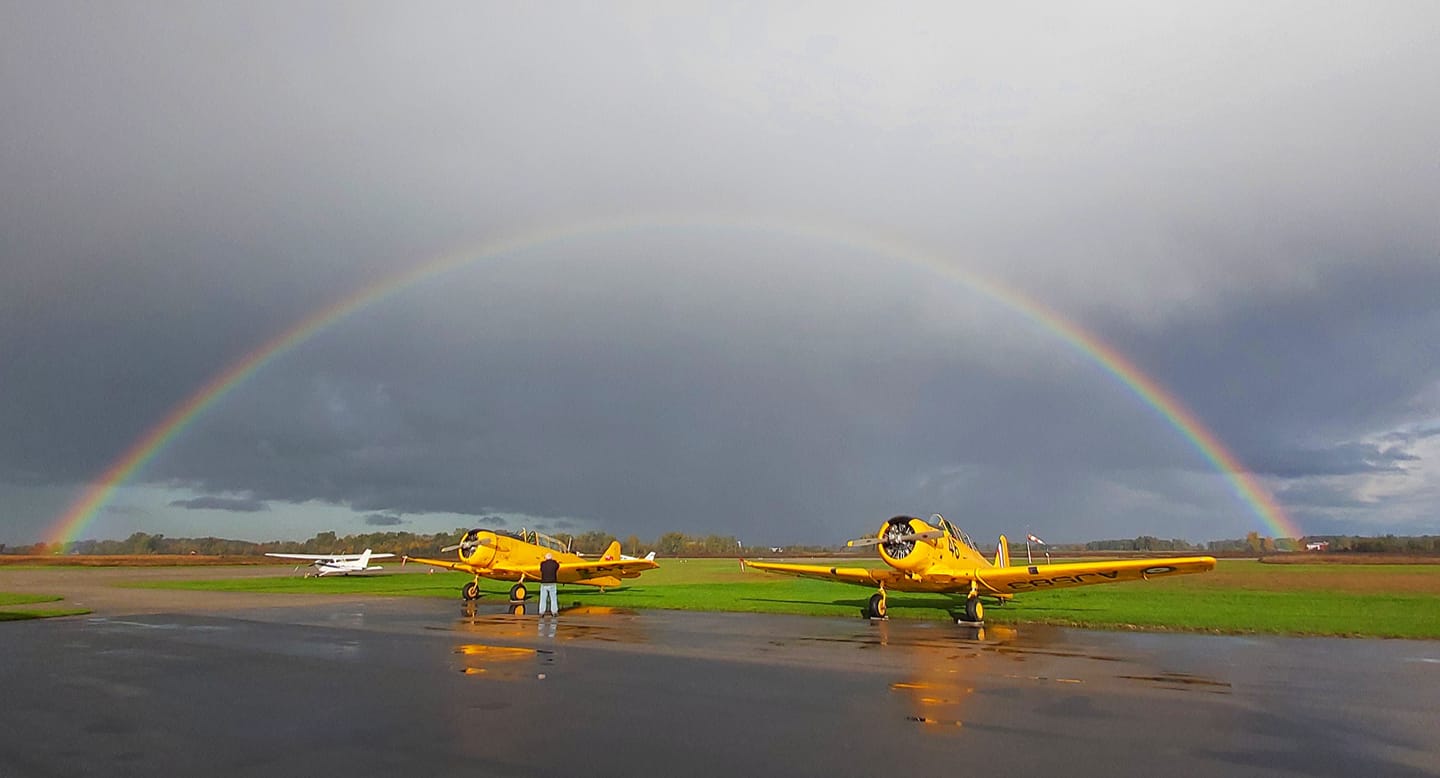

{"left": 846, "top": 529, "right": 943, "bottom": 548}
{"left": 441, "top": 544, "right": 461, "bottom": 553}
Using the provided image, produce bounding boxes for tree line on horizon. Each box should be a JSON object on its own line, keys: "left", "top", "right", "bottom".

{"left": 1, "top": 529, "right": 825, "bottom": 558}
{"left": 4, "top": 529, "right": 1439, "bottom": 557}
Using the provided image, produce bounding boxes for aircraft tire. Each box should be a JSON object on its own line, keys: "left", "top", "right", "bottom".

{"left": 462, "top": 582, "right": 481, "bottom": 601}
{"left": 867, "top": 593, "right": 886, "bottom": 619}
{"left": 510, "top": 583, "right": 528, "bottom": 601}
{"left": 964, "top": 597, "right": 984, "bottom": 622}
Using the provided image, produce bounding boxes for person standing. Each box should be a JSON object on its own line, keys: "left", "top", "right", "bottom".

{"left": 538, "top": 553, "right": 560, "bottom": 617}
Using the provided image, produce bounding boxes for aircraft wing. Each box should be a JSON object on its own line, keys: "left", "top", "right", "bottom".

{"left": 264, "top": 552, "right": 395, "bottom": 561}
{"left": 743, "top": 561, "right": 910, "bottom": 587}
{"left": 492, "top": 557, "right": 660, "bottom": 580}
{"left": 402, "top": 555, "right": 483, "bottom": 575}
{"left": 746, "top": 556, "right": 1216, "bottom": 595}
{"left": 971, "top": 556, "right": 1216, "bottom": 595}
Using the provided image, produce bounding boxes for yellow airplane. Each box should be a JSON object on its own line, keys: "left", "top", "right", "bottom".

{"left": 744, "top": 514, "right": 1215, "bottom": 624}
{"left": 403, "top": 527, "right": 660, "bottom": 605}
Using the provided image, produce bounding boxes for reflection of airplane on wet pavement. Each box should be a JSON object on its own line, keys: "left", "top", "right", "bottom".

{"left": 403, "top": 528, "right": 660, "bottom": 606}
{"left": 745, "top": 515, "right": 1215, "bottom": 624}
{"left": 263, "top": 548, "right": 394, "bottom": 577}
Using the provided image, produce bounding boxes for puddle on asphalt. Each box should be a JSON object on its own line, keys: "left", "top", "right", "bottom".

{"left": 454, "top": 643, "right": 557, "bottom": 679}
{"left": 906, "top": 715, "right": 964, "bottom": 728}
{"left": 890, "top": 677, "right": 976, "bottom": 732}
{"left": 1115, "top": 672, "right": 1232, "bottom": 693}
{"left": 438, "top": 605, "right": 651, "bottom": 646}
{"left": 560, "top": 606, "right": 637, "bottom": 616}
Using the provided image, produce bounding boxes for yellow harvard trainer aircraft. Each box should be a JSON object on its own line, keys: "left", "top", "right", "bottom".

{"left": 403, "top": 527, "right": 659, "bottom": 604}
{"left": 745, "top": 514, "right": 1215, "bottom": 624}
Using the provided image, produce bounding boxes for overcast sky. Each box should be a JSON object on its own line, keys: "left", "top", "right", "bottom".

{"left": 3, "top": 2, "right": 1438, "bottom": 547}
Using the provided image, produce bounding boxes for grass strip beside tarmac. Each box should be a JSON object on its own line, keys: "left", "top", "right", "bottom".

{"left": 0, "top": 592, "right": 91, "bottom": 621}
{"left": 130, "top": 558, "right": 1440, "bottom": 639}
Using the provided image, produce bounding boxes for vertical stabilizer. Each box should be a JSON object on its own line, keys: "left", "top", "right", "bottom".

{"left": 601, "top": 540, "right": 623, "bottom": 560}
{"left": 358, "top": 549, "right": 373, "bottom": 568}
{"left": 994, "top": 535, "right": 1009, "bottom": 568}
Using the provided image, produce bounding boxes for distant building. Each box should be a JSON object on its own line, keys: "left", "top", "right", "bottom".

{"left": 1305, "top": 541, "right": 1330, "bottom": 552}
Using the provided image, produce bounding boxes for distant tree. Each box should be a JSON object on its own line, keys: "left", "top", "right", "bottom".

{"left": 312, "top": 531, "right": 338, "bottom": 553}
{"left": 655, "top": 533, "right": 687, "bottom": 556}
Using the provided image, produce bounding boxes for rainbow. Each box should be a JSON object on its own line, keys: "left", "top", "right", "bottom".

{"left": 44, "top": 213, "right": 1301, "bottom": 546}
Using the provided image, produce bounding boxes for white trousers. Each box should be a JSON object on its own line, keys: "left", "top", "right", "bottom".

{"left": 539, "top": 583, "right": 558, "bottom": 615}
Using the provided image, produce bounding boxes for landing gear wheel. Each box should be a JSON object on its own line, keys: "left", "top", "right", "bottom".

{"left": 461, "top": 581, "right": 481, "bottom": 601}
{"left": 867, "top": 593, "right": 887, "bottom": 619}
{"left": 510, "top": 583, "right": 528, "bottom": 601}
{"left": 509, "top": 603, "right": 525, "bottom": 616}
{"left": 963, "top": 597, "right": 984, "bottom": 623}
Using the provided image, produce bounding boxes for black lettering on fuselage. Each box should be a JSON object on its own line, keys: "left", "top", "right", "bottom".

{"left": 1007, "top": 569, "right": 1122, "bottom": 591}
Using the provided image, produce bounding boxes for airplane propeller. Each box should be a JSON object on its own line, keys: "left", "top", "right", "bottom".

{"left": 442, "top": 537, "right": 494, "bottom": 554}
{"left": 845, "top": 529, "right": 943, "bottom": 548}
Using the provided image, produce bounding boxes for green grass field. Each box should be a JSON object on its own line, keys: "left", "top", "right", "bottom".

{"left": 0, "top": 592, "right": 91, "bottom": 621}
{"left": 131, "top": 558, "right": 1440, "bottom": 639}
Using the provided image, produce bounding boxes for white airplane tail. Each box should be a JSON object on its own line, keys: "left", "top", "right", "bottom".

{"left": 644, "top": 551, "right": 656, "bottom": 561}
{"left": 357, "top": 549, "right": 373, "bottom": 568}
{"left": 993, "top": 535, "right": 1010, "bottom": 568}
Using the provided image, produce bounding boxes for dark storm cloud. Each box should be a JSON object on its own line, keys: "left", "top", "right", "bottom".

{"left": 3, "top": 3, "right": 1439, "bottom": 545}
{"left": 1257, "top": 444, "right": 1421, "bottom": 478}
{"left": 168, "top": 497, "right": 270, "bottom": 513}
{"left": 1100, "top": 260, "right": 1440, "bottom": 471}
{"left": 362, "top": 513, "right": 406, "bottom": 527}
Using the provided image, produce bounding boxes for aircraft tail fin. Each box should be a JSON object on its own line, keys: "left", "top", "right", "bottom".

{"left": 601, "top": 540, "right": 623, "bottom": 561}
{"left": 358, "top": 549, "right": 373, "bottom": 568}
{"left": 644, "top": 551, "right": 656, "bottom": 561}
{"left": 993, "top": 535, "right": 1009, "bottom": 568}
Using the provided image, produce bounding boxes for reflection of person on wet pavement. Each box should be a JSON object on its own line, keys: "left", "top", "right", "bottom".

{"left": 539, "top": 553, "right": 560, "bottom": 617}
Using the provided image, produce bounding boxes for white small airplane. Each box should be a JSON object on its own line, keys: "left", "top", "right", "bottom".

{"left": 263, "top": 549, "right": 394, "bottom": 577}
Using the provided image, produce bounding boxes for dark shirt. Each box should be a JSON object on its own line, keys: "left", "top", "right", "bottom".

{"left": 539, "top": 558, "right": 559, "bottom": 584}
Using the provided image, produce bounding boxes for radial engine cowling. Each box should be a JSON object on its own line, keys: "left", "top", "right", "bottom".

{"left": 459, "top": 529, "right": 498, "bottom": 567}
{"left": 876, "top": 516, "right": 937, "bottom": 572}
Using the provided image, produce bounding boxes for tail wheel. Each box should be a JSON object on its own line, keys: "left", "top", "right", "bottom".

{"left": 964, "top": 597, "right": 984, "bottom": 622}
{"left": 867, "top": 593, "right": 887, "bottom": 619}
{"left": 461, "top": 581, "right": 481, "bottom": 601}
{"left": 510, "top": 583, "right": 528, "bottom": 601}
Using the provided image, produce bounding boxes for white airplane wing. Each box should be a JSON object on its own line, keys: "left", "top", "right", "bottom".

{"left": 264, "top": 552, "right": 393, "bottom": 561}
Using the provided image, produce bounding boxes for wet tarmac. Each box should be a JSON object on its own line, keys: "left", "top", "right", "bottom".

{"left": 2, "top": 573, "right": 1438, "bottom": 776}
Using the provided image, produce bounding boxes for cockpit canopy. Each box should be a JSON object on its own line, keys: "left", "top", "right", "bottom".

{"left": 467, "top": 527, "right": 568, "bottom": 553}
